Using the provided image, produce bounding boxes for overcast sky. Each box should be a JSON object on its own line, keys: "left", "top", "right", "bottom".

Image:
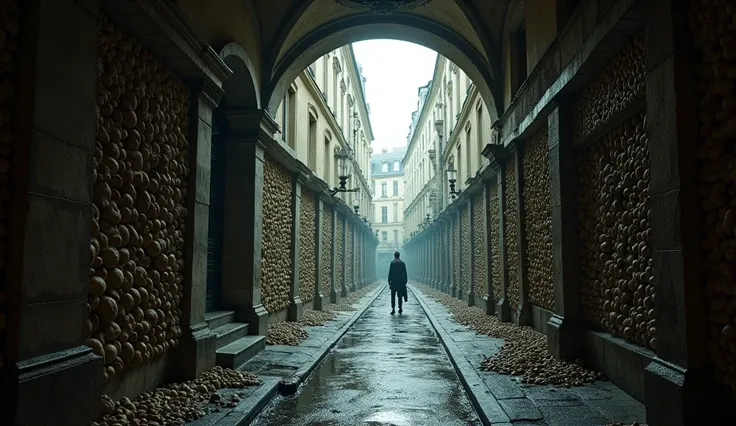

{"left": 352, "top": 40, "right": 438, "bottom": 152}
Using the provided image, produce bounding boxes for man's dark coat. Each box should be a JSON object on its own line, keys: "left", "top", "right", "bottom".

{"left": 388, "top": 259, "right": 408, "bottom": 290}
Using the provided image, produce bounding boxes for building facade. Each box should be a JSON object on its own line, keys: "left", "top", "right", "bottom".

{"left": 402, "top": 56, "right": 493, "bottom": 238}
{"left": 275, "top": 45, "right": 374, "bottom": 215}
{"left": 370, "top": 147, "right": 407, "bottom": 273}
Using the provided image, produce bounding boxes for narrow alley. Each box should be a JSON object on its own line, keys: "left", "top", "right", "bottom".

{"left": 251, "top": 285, "right": 480, "bottom": 426}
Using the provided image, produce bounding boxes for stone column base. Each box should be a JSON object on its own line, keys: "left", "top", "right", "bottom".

{"left": 330, "top": 289, "right": 339, "bottom": 303}
{"left": 485, "top": 297, "right": 495, "bottom": 316}
{"left": 341, "top": 285, "right": 348, "bottom": 297}
{"left": 313, "top": 293, "right": 325, "bottom": 310}
{"left": 287, "top": 297, "right": 304, "bottom": 321}
{"left": 644, "top": 358, "right": 725, "bottom": 426}
{"left": 467, "top": 292, "right": 475, "bottom": 307}
{"left": 451, "top": 285, "right": 457, "bottom": 298}
{"left": 496, "top": 299, "right": 511, "bottom": 322}
{"left": 350, "top": 281, "right": 356, "bottom": 292}
{"left": 15, "top": 346, "right": 103, "bottom": 426}
{"left": 516, "top": 303, "right": 533, "bottom": 326}
{"left": 457, "top": 288, "right": 464, "bottom": 300}
{"left": 173, "top": 322, "right": 216, "bottom": 381}
{"left": 546, "top": 314, "right": 583, "bottom": 361}
{"left": 236, "top": 303, "right": 269, "bottom": 336}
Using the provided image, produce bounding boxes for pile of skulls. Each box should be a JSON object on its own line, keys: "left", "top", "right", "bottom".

{"left": 488, "top": 186, "right": 502, "bottom": 302}
{"left": 299, "top": 308, "right": 337, "bottom": 326}
{"left": 298, "top": 194, "right": 317, "bottom": 303}
{"left": 91, "top": 366, "right": 260, "bottom": 426}
{"left": 326, "top": 282, "right": 381, "bottom": 312}
{"left": 261, "top": 156, "right": 294, "bottom": 314}
{"left": 267, "top": 321, "right": 309, "bottom": 346}
{"left": 504, "top": 160, "right": 521, "bottom": 310}
{"left": 418, "top": 285, "right": 603, "bottom": 387}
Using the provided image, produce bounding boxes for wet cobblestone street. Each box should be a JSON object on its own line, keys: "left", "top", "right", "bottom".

{"left": 251, "top": 286, "right": 480, "bottom": 426}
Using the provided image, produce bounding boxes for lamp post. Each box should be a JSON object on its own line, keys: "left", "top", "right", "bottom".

{"left": 330, "top": 147, "right": 361, "bottom": 196}
{"left": 446, "top": 164, "right": 461, "bottom": 199}
{"left": 353, "top": 198, "right": 360, "bottom": 215}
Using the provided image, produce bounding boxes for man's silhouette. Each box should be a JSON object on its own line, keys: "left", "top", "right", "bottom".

{"left": 387, "top": 251, "right": 408, "bottom": 315}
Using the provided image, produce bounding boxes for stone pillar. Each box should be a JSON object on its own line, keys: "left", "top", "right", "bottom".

{"left": 9, "top": 1, "right": 103, "bottom": 422}
{"left": 468, "top": 199, "right": 476, "bottom": 307}
{"left": 450, "top": 212, "right": 458, "bottom": 297}
{"left": 642, "top": 1, "right": 715, "bottom": 424}
{"left": 287, "top": 178, "right": 304, "bottom": 321}
{"left": 545, "top": 104, "right": 582, "bottom": 359}
{"left": 445, "top": 220, "right": 452, "bottom": 294}
{"left": 341, "top": 215, "right": 348, "bottom": 297}
{"left": 314, "top": 198, "right": 324, "bottom": 310}
{"left": 222, "top": 110, "right": 274, "bottom": 336}
{"left": 457, "top": 207, "right": 465, "bottom": 300}
{"left": 350, "top": 223, "right": 359, "bottom": 291}
{"left": 330, "top": 208, "right": 338, "bottom": 303}
{"left": 438, "top": 223, "right": 445, "bottom": 290}
{"left": 496, "top": 166, "right": 512, "bottom": 322}
{"left": 483, "top": 183, "right": 495, "bottom": 315}
{"left": 176, "top": 81, "right": 223, "bottom": 381}
{"left": 514, "top": 145, "right": 532, "bottom": 326}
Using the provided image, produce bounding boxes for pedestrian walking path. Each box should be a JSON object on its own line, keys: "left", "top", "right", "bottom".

{"left": 411, "top": 284, "right": 647, "bottom": 426}
{"left": 251, "top": 285, "right": 481, "bottom": 426}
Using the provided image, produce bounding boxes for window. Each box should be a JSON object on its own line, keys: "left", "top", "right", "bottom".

{"left": 324, "top": 138, "right": 331, "bottom": 184}
{"left": 393, "top": 180, "right": 399, "bottom": 196}
{"left": 393, "top": 161, "right": 400, "bottom": 171}
{"left": 511, "top": 20, "right": 528, "bottom": 96}
{"left": 308, "top": 113, "right": 317, "bottom": 170}
{"left": 382, "top": 231, "right": 388, "bottom": 242}
{"left": 394, "top": 230, "right": 399, "bottom": 244}
{"left": 466, "top": 126, "right": 472, "bottom": 178}
{"left": 393, "top": 203, "right": 398, "bottom": 222}
{"left": 381, "top": 182, "right": 387, "bottom": 198}
{"left": 382, "top": 162, "right": 389, "bottom": 173}
{"left": 381, "top": 207, "right": 388, "bottom": 223}
{"left": 477, "top": 105, "right": 484, "bottom": 170}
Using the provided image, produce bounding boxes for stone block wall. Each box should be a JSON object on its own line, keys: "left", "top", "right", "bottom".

{"left": 0, "top": 0, "right": 18, "bottom": 376}
{"left": 522, "top": 128, "right": 554, "bottom": 311}
{"left": 504, "top": 159, "right": 520, "bottom": 311}
{"left": 88, "top": 16, "right": 190, "bottom": 384}
{"left": 453, "top": 214, "right": 460, "bottom": 288}
{"left": 299, "top": 191, "right": 316, "bottom": 303}
{"left": 261, "top": 156, "right": 293, "bottom": 313}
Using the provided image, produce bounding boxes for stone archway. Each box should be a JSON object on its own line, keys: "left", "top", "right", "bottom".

{"left": 262, "top": 0, "right": 504, "bottom": 121}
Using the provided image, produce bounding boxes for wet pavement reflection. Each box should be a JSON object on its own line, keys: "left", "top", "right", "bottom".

{"left": 251, "top": 286, "right": 480, "bottom": 426}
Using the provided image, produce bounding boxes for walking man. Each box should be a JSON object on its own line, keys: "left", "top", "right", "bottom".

{"left": 387, "top": 251, "right": 408, "bottom": 315}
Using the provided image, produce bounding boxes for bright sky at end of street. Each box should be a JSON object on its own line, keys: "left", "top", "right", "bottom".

{"left": 352, "top": 40, "right": 438, "bottom": 153}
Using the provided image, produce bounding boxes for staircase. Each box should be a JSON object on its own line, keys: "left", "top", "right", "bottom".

{"left": 205, "top": 311, "right": 266, "bottom": 369}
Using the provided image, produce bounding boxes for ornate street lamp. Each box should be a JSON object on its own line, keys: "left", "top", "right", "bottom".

{"left": 353, "top": 198, "right": 360, "bottom": 215}
{"left": 330, "top": 147, "right": 360, "bottom": 196}
{"left": 446, "top": 165, "right": 461, "bottom": 199}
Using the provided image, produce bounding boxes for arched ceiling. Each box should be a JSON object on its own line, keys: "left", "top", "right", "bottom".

{"left": 176, "top": 0, "right": 511, "bottom": 117}
{"left": 277, "top": 0, "right": 488, "bottom": 66}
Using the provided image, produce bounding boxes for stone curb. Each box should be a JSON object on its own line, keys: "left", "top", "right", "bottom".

{"left": 409, "top": 284, "right": 512, "bottom": 426}
{"left": 206, "top": 283, "right": 386, "bottom": 426}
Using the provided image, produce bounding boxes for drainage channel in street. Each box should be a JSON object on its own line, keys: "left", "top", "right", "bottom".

{"left": 251, "top": 286, "right": 481, "bottom": 426}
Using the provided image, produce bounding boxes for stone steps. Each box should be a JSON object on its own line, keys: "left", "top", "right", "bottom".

{"left": 216, "top": 336, "right": 267, "bottom": 370}
{"left": 206, "top": 310, "right": 266, "bottom": 370}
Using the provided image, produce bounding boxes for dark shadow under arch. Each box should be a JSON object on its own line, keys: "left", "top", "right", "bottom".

{"left": 265, "top": 14, "right": 501, "bottom": 121}
{"left": 219, "top": 42, "right": 260, "bottom": 109}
